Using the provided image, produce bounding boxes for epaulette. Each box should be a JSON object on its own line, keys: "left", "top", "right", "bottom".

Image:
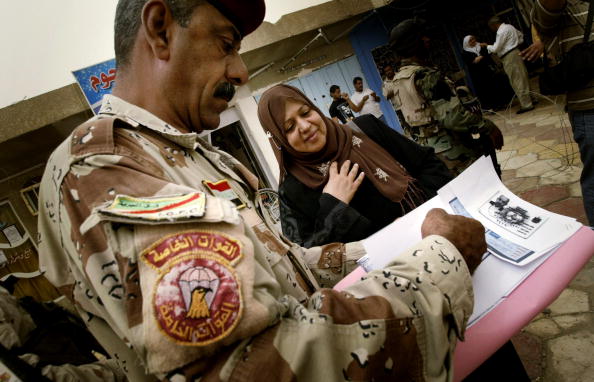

{"left": 70, "top": 116, "right": 120, "bottom": 159}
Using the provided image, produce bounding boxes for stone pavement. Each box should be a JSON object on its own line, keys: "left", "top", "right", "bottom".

{"left": 485, "top": 99, "right": 594, "bottom": 382}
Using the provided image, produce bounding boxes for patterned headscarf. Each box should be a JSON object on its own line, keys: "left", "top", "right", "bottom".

{"left": 257, "top": 84, "right": 420, "bottom": 205}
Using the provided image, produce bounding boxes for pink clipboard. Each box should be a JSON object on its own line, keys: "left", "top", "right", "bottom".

{"left": 333, "top": 226, "right": 594, "bottom": 380}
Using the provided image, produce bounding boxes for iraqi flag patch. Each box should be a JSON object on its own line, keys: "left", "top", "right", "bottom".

{"left": 103, "top": 192, "right": 206, "bottom": 221}
{"left": 202, "top": 179, "right": 246, "bottom": 209}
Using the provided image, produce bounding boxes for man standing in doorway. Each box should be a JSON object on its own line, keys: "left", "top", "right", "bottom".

{"left": 351, "top": 76, "right": 385, "bottom": 123}
{"left": 328, "top": 84, "right": 355, "bottom": 124}
{"left": 382, "top": 64, "right": 398, "bottom": 110}
{"left": 484, "top": 16, "right": 535, "bottom": 114}
{"left": 382, "top": 64, "right": 410, "bottom": 129}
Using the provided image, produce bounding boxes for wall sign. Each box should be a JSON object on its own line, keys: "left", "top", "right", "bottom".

{"left": 72, "top": 58, "right": 116, "bottom": 114}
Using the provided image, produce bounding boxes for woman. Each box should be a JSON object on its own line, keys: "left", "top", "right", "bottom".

{"left": 257, "top": 84, "right": 452, "bottom": 248}
{"left": 462, "top": 35, "right": 512, "bottom": 110}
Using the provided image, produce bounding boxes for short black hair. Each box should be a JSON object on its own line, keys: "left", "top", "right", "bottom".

{"left": 329, "top": 85, "right": 340, "bottom": 94}
{"left": 353, "top": 77, "right": 363, "bottom": 85}
{"left": 114, "top": 0, "right": 206, "bottom": 68}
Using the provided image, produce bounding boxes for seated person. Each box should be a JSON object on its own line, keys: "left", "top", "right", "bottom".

{"left": 258, "top": 84, "right": 452, "bottom": 247}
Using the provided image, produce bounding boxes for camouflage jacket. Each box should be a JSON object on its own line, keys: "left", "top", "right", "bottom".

{"left": 38, "top": 95, "right": 474, "bottom": 381}
{"left": 412, "top": 65, "right": 486, "bottom": 134}
{"left": 396, "top": 63, "right": 490, "bottom": 174}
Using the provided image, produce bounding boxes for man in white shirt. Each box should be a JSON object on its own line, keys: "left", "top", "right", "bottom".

{"left": 484, "top": 16, "right": 534, "bottom": 114}
{"left": 351, "top": 76, "right": 386, "bottom": 123}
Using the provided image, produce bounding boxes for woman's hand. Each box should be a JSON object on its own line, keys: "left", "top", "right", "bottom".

{"left": 473, "top": 56, "right": 484, "bottom": 64}
{"left": 322, "top": 160, "right": 365, "bottom": 204}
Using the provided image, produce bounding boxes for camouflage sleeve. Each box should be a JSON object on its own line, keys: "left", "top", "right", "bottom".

{"left": 295, "top": 241, "right": 366, "bottom": 288}
{"left": 414, "top": 68, "right": 484, "bottom": 133}
{"left": 190, "top": 235, "right": 473, "bottom": 381}
{"left": 40, "top": 360, "right": 126, "bottom": 382}
{"left": 413, "top": 68, "right": 452, "bottom": 102}
{"left": 55, "top": 150, "right": 283, "bottom": 377}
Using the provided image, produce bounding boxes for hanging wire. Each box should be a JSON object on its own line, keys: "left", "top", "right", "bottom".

{"left": 483, "top": 89, "right": 579, "bottom": 188}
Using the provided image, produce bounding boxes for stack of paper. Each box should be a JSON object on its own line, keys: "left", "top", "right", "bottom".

{"left": 439, "top": 156, "right": 580, "bottom": 267}
{"left": 355, "top": 156, "right": 582, "bottom": 326}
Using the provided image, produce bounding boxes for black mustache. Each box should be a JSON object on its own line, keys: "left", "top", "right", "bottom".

{"left": 213, "top": 82, "right": 235, "bottom": 102}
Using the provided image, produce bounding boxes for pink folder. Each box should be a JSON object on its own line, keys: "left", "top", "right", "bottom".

{"left": 333, "top": 226, "right": 594, "bottom": 380}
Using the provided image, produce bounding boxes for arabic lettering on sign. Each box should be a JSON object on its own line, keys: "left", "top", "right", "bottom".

{"left": 0, "top": 247, "right": 34, "bottom": 268}
{"left": 89, "top": 68, "right": 116, "bottom": 92}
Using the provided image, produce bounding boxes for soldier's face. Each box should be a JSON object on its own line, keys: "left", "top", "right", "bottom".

{"left": 283, "top": 99, "right": 327, "bottom": 153}
{"left": 165, "top": 3, "right": 248, "bottom": 132}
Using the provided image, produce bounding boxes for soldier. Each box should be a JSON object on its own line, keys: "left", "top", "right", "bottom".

{"left": 38, "top": 1, "right": 486, "bottom": 381}
{"left": 389, "top": 19, "right": 502, "bottom": 176}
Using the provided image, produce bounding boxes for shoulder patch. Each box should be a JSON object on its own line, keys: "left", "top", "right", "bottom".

{"left": 141, "top": 230, "right": 242, "bottom": 269}
{"left": 142, "top": 230, "right": 243, "bottom": 346}
{"left": 103, "top": 192, "right": 206, "bottom": 222}
{"left": 80, "top": 192, "right": 240, "bottom": 235}
{"left": 70, "top": 116, "right": 117, "bottom": 158}
{"left": 203, "top": 179, "right": 245, "bottom": 209}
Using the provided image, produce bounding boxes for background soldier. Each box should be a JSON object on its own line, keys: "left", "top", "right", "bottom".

{"left": 38, "top": 1, "right": 486, "bottom": 380}
{"left": 389, "top": 19, "right": 502, "bottom": 176}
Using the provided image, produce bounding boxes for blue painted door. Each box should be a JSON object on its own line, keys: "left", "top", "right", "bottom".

{"left": 254, "top": 55, "right": 400, "bottom": 131}
{"left": 287, "top": 56, "right": 363, "bottom": 119}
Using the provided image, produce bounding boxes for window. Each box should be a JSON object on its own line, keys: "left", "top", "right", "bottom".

{"left": 20, "top": 183, "right": 40, "bottom": 216}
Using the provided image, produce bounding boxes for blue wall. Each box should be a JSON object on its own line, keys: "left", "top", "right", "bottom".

{"left": 349, "top": 11, "right": 402, "bottom": 133}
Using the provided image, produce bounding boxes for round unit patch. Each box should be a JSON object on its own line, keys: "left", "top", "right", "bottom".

{"left": 154, "top": 254, "right": 242, "bottom": 345}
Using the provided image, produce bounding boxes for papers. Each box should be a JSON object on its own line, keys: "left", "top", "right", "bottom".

{"left": 439, "top": 156, "right": 581, "bottom": 266}
{"left": 355, "top": 156, "right": 583, "bottom": 327}
{"left": 467, "top": 247, "right": 555, "bottom": 325}
{"left": 357, "top": 196, "right": 448, "bottom": 271}
{"left": 2, "top": 226, "right": 22, "bottom": 247}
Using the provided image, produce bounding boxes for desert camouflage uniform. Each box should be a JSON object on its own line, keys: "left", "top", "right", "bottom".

{"left": 38, "top": 95, "right": 474, "bottom": 381}
{"left": 394, "top": 61, "right": 492, "bottom": 175}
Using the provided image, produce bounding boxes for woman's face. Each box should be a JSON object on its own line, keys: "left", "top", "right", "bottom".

{"left": 283, "top": 99, "right": 327, "bottom": 153}
{"left": 468, "top": 36, "right": 477, "bottom": 47}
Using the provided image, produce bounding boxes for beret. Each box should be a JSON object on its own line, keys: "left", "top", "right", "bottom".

{"left": 209, "top": 0, "right": 266, "bottom": 37}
